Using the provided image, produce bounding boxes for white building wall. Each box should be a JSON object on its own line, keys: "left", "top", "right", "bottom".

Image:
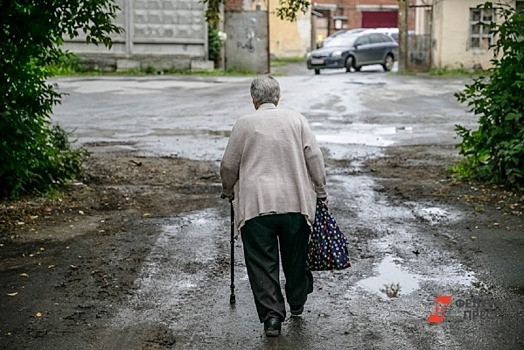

{"left": 439, "top": 0, "right": 492, "bottom": 69}
{"left": 432, "top": 0, "right": 515, "bottom": 69}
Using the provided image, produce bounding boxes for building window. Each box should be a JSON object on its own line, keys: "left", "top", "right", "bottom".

{"left": 517, "top": 1, "right": 524, "bottom": 13}
{"left": 469, "top": 8, "right": 495, "bottom": 50}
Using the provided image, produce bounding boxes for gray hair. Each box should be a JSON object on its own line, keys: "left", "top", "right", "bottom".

{"left": 250, "top": 75, "right": 281, "bottom": 106}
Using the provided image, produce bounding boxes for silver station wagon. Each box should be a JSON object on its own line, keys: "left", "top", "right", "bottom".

{"left": 306, "top": 30, "right": 398, "bottom": 75}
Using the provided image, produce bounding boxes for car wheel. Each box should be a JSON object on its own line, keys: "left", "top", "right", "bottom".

{"left": 345, "top": 56, "right": 354, "bottom": 73}
{"left": 382, "top": 54, "right": 394, "bottom": 72}
{"left": 354, "top": 66, "right": 362, "bottom": 72}
{"left": 314, "top": 69, "right": 320, "bottom": 75}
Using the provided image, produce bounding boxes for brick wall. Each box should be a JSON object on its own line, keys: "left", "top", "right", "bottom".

{"left": 225, "top": 0, "right": 244, "bottom": 12}
{"left": 347, "top": 0, "right": 400, "bottom": 29}
{"left": 314, "top": 0, "right": 415, "bottom": 34}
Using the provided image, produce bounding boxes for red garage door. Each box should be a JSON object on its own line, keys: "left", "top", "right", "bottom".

{"left": 361, "top": 11, "right": 398, "bottom": 28}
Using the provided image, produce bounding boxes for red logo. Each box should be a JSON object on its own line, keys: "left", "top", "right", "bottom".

{"left": 427, "top": 295, "right": 453, "bottom": 323}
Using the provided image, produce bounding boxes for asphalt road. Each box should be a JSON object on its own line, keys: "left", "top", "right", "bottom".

{"left": 47, "top": 66, "right": 524, "bottom": 349}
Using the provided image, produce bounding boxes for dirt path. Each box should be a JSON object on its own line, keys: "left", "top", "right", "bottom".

{"left": 1, "top": 145, "right": 523, "bottom": 348}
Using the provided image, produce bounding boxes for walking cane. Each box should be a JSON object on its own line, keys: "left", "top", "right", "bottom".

{"left": 229, "top": 202, "right": 236, "bottom": 305}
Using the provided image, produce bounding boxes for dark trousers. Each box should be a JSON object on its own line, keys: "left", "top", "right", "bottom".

{"left": 241, "top": 213, "right": 314, "bottom": 323}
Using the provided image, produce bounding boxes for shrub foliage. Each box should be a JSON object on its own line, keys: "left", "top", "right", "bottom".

{"left": 454, "top": 2, "right": 524, "bottom": 188}
{"left": 0, "top": 1, "right": 122, "bottom": 197}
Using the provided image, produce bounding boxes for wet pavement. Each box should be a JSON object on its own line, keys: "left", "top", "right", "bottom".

{"left": 52, "top": 67, "right": 473, "bottom": 161}
{"left": 50, "top": 67, "right": 523, "bottom": 349}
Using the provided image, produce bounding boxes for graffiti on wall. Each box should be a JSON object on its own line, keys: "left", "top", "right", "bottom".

{"left": 237, "top": 18, "right": 259, "bottom": 52}
{"left": 225, "top": 12, "right": 268, "bottom": 73}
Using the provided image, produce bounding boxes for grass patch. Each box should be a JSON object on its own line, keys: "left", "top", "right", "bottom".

{"left": 48, "top": 57, "right": 257, "bottom": 77}
{"left": 48, "top": 53, "right": 309, "bottom": 77}
{"left": 270, "top": 56, "right": 305, "bottom": 67}
{"left": 428, "top": 66, "right": 487, "bottom": 77}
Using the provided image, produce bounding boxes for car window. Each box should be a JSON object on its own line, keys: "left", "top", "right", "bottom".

{"left": 324, "top": 34, "right": 358, "bottom": 48}
{"left": 355, "top": 35, "right": 370, "bottom": 46}
{"left": 370, "top": 33, "right": 387, "bottom": 44}
{"left": 381, "top": 33, "right": 396, "bottom": 42}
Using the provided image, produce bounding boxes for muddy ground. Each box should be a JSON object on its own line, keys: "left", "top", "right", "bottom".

{"left": 0, "top": 141, "right": 523, "bottom": 349}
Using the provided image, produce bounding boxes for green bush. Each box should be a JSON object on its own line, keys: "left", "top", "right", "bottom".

{"left": 454, "top": 2, "right": 524, "bottom": 188}
{"left": 0, "top": 1, "right": 121, "bottom": 198}
{"left": 208, "top": 28, "right": 223, "bottom": 63}
{"left": 46, "top": 53, "right": 87, "bottom": 76}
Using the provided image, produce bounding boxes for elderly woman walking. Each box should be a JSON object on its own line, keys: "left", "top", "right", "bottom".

{"left": 220, "top": 75, "right": 328, "bottom": 337}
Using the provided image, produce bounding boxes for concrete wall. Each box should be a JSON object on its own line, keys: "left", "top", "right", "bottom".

{"left": 224, "top": 11, "right": 269, "bottom": 73}
{"left": 63, "top": 0, "right": 210, "bottom": 71}
{"left": 226, "top": 0, "right": 311, "bottom": 59}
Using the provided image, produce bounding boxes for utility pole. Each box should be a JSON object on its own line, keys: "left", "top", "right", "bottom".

{"left": 267, "top": 0, "right": 271, "bottom": 74}
{"left": 398, "top": 0, "right": 409, "bottom": 73}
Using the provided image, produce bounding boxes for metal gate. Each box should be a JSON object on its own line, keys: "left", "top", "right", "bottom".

{"left": 407, "top": 4, "right": 433, "bottom": 72}
{"left": 224, "top": 11, "right": 269, "bottom": 74}
{"left": 408, "top": 34, "right": 431, "bottom": 72}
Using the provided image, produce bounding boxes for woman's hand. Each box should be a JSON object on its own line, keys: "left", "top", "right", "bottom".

{"left": 221, "top": 193, "right": 234, "bottom": 202}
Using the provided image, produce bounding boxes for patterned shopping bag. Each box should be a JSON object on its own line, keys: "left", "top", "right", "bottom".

{"left": 307, "top": 199, "right": 351, "bottom": 271}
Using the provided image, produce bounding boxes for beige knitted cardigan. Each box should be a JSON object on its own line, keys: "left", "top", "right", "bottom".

{"left": 220, "top": 103, "right": 327, "bottom": 235}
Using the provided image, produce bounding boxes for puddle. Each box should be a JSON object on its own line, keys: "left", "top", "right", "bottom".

{"left": 316, "top": 125, "right": 413, "bottom": 147}
{"left": 150, "top": 128, "right": 231, "bottom": 138}
{"left": 317, "top": 131, "right": 395, "bottom": 147}
{"left": 357, "top": 255, "right": 477, "bottom": 299}
{"left": 331, "top": 175, "right": 477, "bottom": 300}
{"left": 357, "top": 255, "right": 421, "bottom": 298}
{"left": 411, "top": 205, "right": 461, "bottom": 226}
{"left": 113, "top": 209, "right": 224, "bottom": 326}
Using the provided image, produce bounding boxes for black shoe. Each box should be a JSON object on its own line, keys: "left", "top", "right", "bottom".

{"left": 264, "top": 317, "right": 281, "bottom": 337}
{"left": 290, "top": 304, "right": 304, "bottom": 317}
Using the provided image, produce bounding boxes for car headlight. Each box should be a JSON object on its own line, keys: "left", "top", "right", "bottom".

{"left": 331, "top": 51, "right": 342, "bottom": 57}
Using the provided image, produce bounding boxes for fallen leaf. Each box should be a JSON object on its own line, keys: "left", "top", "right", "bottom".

{"left": 143, "top": 213, "right": 151, "bottom": 217}
{"left": 48, "top": 264, "right": 56, "bottom": 269}
{"left": 7, "top": 292, "right": 18, "bottom": 297}
{"left": 35, "top": 312, "right": 43, "bottom": 318}
{"left": 20, "top": 273, "right": 29, "bottom": 278}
